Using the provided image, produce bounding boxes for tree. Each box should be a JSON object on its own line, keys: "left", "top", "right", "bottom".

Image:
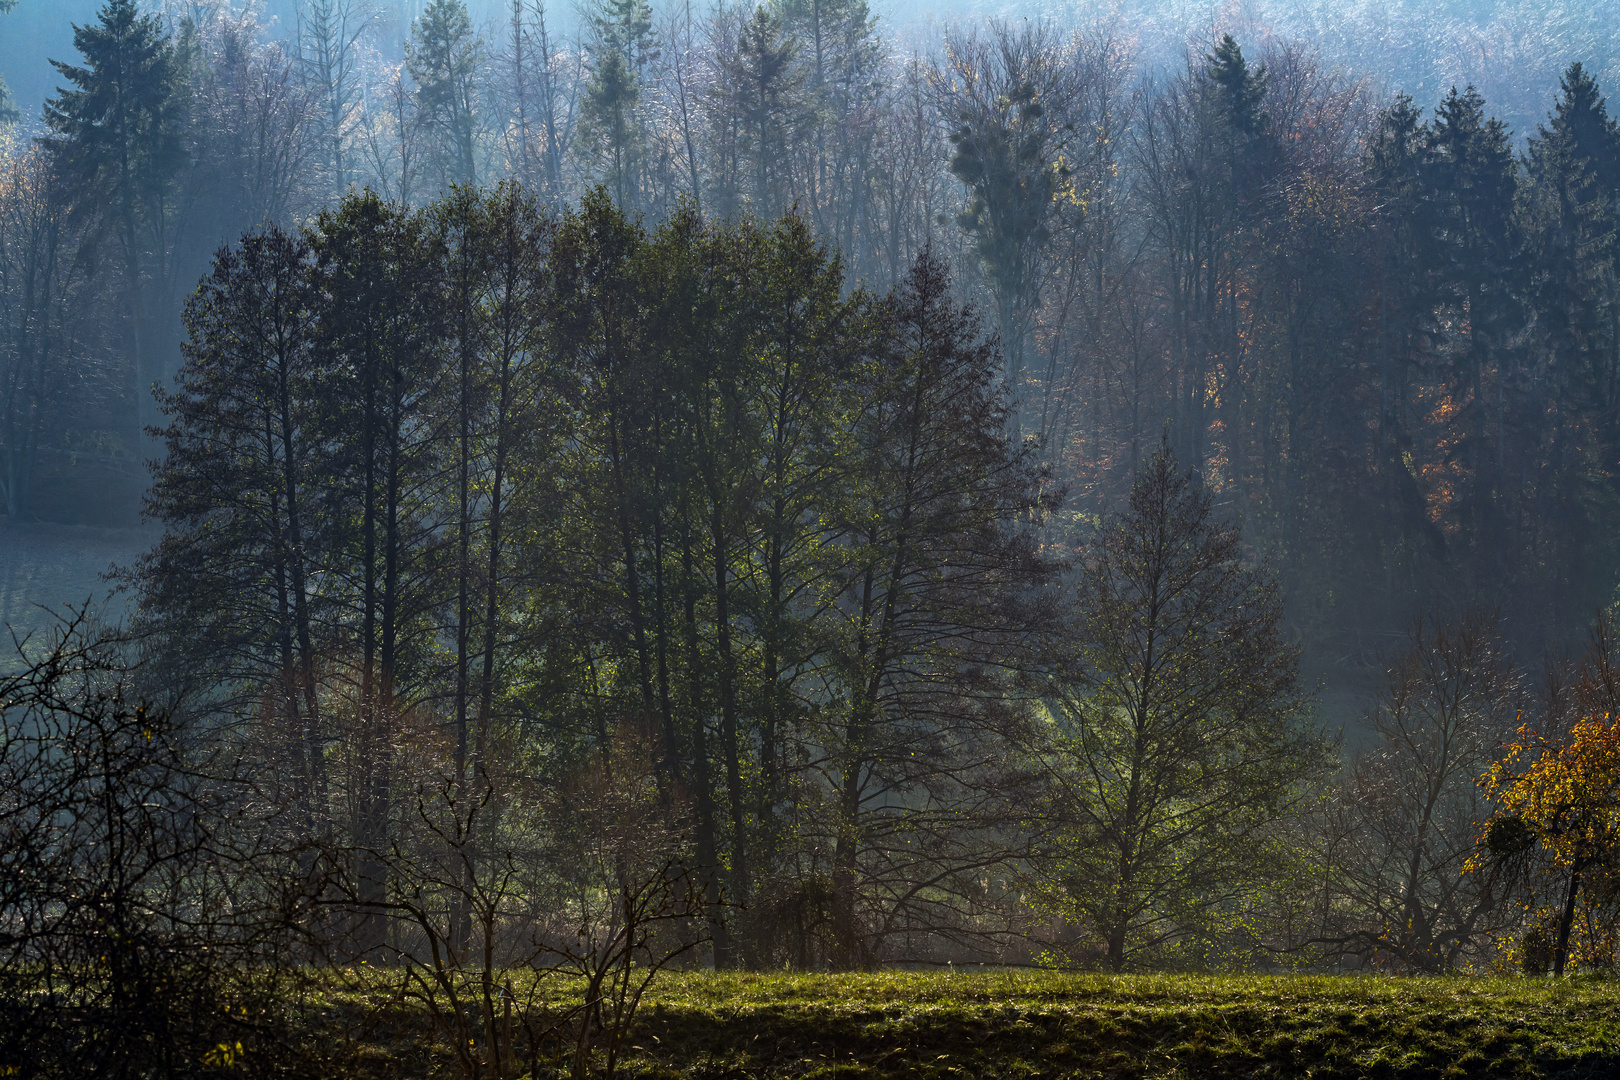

{"left": 817, "top": 245, "right": 1057, "bottom": 968}
{"left": 0, "top": 0, "right": 19, "bottom": 126}
{"left": 578, "top": 0, "right": 656, "bottom": 209}
{"left": 408, "top": 0, "right": 484, "bottom": 189}
{"left": 138, "top": 222, "right": 329, "bottom": 826}
{"left": 1479, "top": 615, "right": 1620, "bottom": 976}
{"left": 0, "top": 140, "right": 112, "bottom": 519}
{"left": 1425, "top": 86, "right": 1521, "bottom": 554}
{"left": 722, "top": 6, "right": 803, "bottom": 217}
{"left": 933, "top": 20, "right": 1074, "bottom": 404}
{"left": 297, "top": 0, "right": 371, "bottom": 195}
{"left": 1332, "top": 610, "right": 1521, "bottom": 972}
{"left": 1518, "top": 66, "right": 1620, "bottom": 620}
{"left": 43, "top": 0, "right": 182, "bottom": 442}
{"left": 311, "top": 191, "right": 446, "bottom": 953}
{"left": 1038, "top": 441, "right": 1324, "bottom": 971}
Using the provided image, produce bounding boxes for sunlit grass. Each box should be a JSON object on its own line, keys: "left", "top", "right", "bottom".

{"left": 326, "top": 969, "right": 1620, "bottom": 1078}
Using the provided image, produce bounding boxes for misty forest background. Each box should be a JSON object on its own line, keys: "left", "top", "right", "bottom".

{"left": 8, "top": 0, "right": 1620, "bottom": 1010}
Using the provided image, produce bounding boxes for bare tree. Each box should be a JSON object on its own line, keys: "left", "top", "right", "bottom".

{"left": 1328, "top": 609, "right": 1521, "bottom": 971}
{"left": 297, "top": 0, "right": 373, "bottom": 196}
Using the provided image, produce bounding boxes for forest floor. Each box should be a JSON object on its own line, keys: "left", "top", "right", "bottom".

{"left": 328, "top": 970, "right": 1620, "bottom": 1079}
{"left": 0, "top": 515, "right": 153, "bottom": 655}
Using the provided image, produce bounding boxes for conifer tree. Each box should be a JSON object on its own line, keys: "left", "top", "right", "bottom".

{"left": 730, "top": 7, "right": 802, "bottom": 217}
{"left": 43, "top": 0, "right": 182, "bottom": 440}
{"left": 1425, "top": 86, "right": 1520, "bottom": 554}
{"left": 1521, "top": 66, "right": 1620, "bottom": 617}
{"left": 0, "top": 0, "right": 18, "bottom": 126}
{"left": 408, "top": 0, "right": 483, "bottom": 188}
{"left": 578, "top": 0, "right": 656, "bottom": 208}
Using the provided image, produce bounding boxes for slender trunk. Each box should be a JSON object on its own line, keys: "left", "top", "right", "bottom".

{"left": 277, "top": 337, "right": 326, "bottom": 822}
{"left": 452, "top": 245, "right": 476, "bottom": 957}
{"left": 607, "top": 400, "right": 657, "bottom": 727}
{"left": 711, "top": 506, "right": 750, "bottom": 923}
{"left": 356, "top": 314, "right": 383, "bottom": 955}
{"left": 682, "top": 526, "right": 730, "bottom": 966}
{"left": 1554, "top": 859, "right": 1585, "bottom": 978}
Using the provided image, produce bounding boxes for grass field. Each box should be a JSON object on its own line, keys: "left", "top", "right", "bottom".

{"left": 332, "top": 971, "right": 1620, "bottom": 1079}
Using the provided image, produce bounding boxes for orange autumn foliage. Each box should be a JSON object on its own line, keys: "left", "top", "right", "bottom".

{"left": 1475, "top": 710, "right": 1620, "bottom": 972}
{"left": 1480, "top": 713, "right": 1620, "bottom": 870}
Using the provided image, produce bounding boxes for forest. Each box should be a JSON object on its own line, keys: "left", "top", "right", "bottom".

{"left": 7, "top": 0, "right": 1620, "bottom": 1072}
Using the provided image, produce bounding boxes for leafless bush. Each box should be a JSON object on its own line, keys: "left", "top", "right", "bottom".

{"left": 0, "top": 610, "right": 325, "bottom": 1078}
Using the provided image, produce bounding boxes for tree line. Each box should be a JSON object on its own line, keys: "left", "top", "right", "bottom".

{"left": 99, "top": 172, "right": 1620, "bottom": 986}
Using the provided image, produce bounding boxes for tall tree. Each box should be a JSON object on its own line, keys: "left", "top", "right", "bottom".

{"left": 819, "top": 246, "right": 1056, "bottom": 968}
{"left": 933, "top": 20, "right": 1073, "bottom": 406}
{"left": 297, "top": 0, "right": 370, "bottom": 195}
{"left": 1038, "top": 442, "right": 1323, "bottom": 972}
{"left": 408, "top": 0, "right": 484, "bottom": 189}
{"left": 43, "top": 0, "right": 182, "bottom": 442}
{"left": 312, "top": 191, "right": 445, "bottom": 953}
{"left": 578, "top": 0, "right": 655, "bottom": 208}
{"left": 1425, "top": 85, "right": 1521, "bottom": 566}
{"left": 0, "top": 0, "right": 19, "bottom": 125}
{"left": 138, "top": 223, "right": 329, "bottom": 826}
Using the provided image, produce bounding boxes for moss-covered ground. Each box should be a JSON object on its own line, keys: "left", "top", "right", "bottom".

{"left": 331, "top": 970, "right": 1620, "bottom": 1079}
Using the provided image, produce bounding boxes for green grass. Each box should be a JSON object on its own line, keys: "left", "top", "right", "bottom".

{"left": 334, "top": 970, "right": 1620, "bottom": 1079}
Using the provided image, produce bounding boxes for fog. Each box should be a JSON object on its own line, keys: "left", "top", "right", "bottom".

{"left": 5, "top": 0, "right": 1619, "bottom": 141}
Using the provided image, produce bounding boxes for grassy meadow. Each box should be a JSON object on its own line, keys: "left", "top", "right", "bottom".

{"left": 325, "top": 970, "right": 1620, "bottom": 1079}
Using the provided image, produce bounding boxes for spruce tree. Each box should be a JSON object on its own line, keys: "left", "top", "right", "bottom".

{"left": 578, "top": 0, "right": 656, "bottom": 209}
{"left": 1424, "top": 86, "right": 1520, "bottom": 551}
{"left": 43, "top": 0, "right": 181, "bottom": 440}
{"left": 1522, "top": 67, "right": 1620, "bottom": 619}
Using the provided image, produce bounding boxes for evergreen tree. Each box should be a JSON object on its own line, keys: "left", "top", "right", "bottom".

{"left": 43, "top": 0, "right": 182, "bottom": 440}
{"left": 0, "top": 0, "right": 19, "bottom": 126}
{"left": 729, "top": 7, "right": 802, "bottom": 217}
{"left": 577, "top": 0, "right": 656, "bottom": 209}
{"left": 578, "top": 49, "right": 642, "bottom": 208}
{"left": 1425, "top": 86, "right": 1521, "bottom": 564}
{"left": 1367, "top": 95, "right": 1450, "bottom": 564}
{"left": 408, "top": 0, "right": 483, "bottom": 188}
{"left": 1521, "top": 67, "right": 1620, "bottom": 623}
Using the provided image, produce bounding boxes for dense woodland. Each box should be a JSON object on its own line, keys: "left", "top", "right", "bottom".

{"left": 9, "top": 0, "right": 1620, "bottom": 1070}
